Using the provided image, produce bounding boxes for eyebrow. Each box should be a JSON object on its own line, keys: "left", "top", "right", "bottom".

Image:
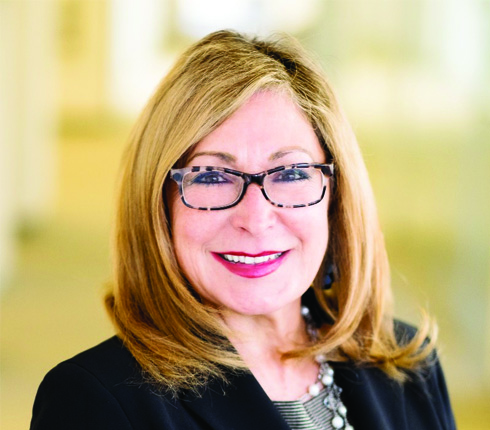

{"left": 187, "top": 151, "right": 237, "bottom": 164}
{"left": 187, "top": 146, "right": 315, "bottom": 165}
{"left": 269, "top": 147, "right": 315, "bottom": 161}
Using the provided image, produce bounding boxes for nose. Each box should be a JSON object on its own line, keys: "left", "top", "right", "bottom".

{"left": 229, "top": 183, "right": 277, "bottom": 235}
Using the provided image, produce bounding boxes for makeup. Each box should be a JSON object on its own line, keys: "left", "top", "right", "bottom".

{"left": 212, "top": 251, "right": 289, "bottom": 278}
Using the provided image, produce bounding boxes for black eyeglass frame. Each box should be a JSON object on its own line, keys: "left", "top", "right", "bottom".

{"left": 169, "top": 162, "right": 334, "bottom": 211}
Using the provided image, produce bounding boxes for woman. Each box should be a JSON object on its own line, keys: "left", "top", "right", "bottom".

{"left": 31, "top": 30, "right": 455, "bottom": 430}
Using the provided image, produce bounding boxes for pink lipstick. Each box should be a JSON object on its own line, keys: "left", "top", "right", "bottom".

{"left": 212, "top": 251, "right": 288, "bottom": 278}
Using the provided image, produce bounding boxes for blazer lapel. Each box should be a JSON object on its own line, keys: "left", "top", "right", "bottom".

{"left": 180, "top": 370, "right": 291, "bottom": 430}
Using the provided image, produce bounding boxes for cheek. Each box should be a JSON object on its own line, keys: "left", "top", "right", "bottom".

{"left": 171, "top": 213, "right": 204, "bottom": 288}
{"left": 292, "top": 201, "right": 328, "bottom": 237}
{"left": 172, "top": 208, "right": 203, "bottom": 255}
{"left": 170, "top": 204, "right": 222, "bottom": 272}
{"left": 296, "top": 203, "right": 329, "bottom": 260}
{"left": 170, "top": 195, "right": 197, "bottom": 269}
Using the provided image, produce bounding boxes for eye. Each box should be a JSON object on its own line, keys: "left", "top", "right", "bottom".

{"left": 271, "top": 168, "right": 311, "bottom": 183}
{"left": 190, "top": 171, "right": 231, "bottom": 185}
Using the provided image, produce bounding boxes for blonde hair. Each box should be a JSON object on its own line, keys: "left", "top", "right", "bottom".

{"left": 105, "top": 30, "right": 435, "bottom": 393}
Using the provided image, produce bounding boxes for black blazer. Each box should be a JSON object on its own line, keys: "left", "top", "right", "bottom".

{"left": 31, "top": 332, "right": 456, "bottom": 430}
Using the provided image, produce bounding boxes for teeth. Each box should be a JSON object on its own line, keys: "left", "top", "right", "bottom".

{"left": 222, "top": 252, "right": 283, "bottom": 265}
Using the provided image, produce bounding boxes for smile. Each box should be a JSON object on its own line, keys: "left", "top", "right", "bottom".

{"left": 212, "top": 251, "right": 289, "bottom": 279}
{"left": 220, "top": 252, "right": 283, "bottom": 265}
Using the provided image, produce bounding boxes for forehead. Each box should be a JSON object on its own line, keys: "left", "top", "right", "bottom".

{"left": 188, "top": 91, "right": 325, "bottom": 166}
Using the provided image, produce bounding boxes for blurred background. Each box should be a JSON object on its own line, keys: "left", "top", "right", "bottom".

{"left": 1, "top": 1, "right": 489, "bottom": 429}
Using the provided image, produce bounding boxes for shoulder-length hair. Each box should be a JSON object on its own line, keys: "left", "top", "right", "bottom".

{"left": 105, "top": 30, "right": 435, "bottom": 394}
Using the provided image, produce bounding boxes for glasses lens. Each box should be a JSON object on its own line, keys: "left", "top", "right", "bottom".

{"left": 264, "top": 166, "right": 324, "bottom": 206}
{"left": 182, "top": 170, "right": 243, "bottom": 208}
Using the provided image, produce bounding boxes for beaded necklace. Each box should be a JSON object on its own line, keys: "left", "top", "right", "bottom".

{"left": 301, "top": 306, "right": 354, "bottom": 430}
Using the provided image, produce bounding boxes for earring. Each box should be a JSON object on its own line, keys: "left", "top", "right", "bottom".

{"left": 323, "top": 263, "right": 336, "bottom": 290}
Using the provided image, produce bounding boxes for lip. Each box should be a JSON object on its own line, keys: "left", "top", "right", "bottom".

{"left": 212, "top": 250, "right": 289, "bottom": 278}
{"left": 218, "top": 251, "right": 283, "bottom": 257}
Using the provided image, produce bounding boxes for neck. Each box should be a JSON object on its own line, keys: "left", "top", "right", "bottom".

{"left": 222, "top": 300, "right": 307, "bottom": 359}
{"left": 220, "top": 300, "right": 319, "bottom": 400}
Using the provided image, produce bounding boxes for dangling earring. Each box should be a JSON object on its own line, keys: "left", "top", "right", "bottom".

{"left": 323, "top": 263, "right": 337, "bottom": 290}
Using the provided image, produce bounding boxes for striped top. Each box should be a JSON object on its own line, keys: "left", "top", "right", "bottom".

{"left": 273, "top": 388, "right": 337, "bottom": 430}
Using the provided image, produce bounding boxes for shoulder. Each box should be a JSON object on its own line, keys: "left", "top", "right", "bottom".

{"left": 39, "top": 336, "right": 143, "bottom": 399}
{"left": 333, "top": 321, "right": 456, "bottom": 430}
{"left": 392, "top": 319, "right": 418, "bottom": 345}
{"left": 57, "top": 336, "right": 140, "bottom": 385}
{"left": 31, "top": 337, "right": 181, "bottom": 430}
{"left": 31, "top": 338, "right": 284, "bottom": 430}
{"left": 392, "top": 319, "right": 436, "bottom": 363}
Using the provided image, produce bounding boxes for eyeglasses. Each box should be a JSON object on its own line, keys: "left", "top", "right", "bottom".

{"left": 169, "top": 162, "right": 334, "bottom": 210}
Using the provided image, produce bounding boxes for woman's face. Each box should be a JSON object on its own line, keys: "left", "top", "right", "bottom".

{"left": 169, "top": 91, "right": 329, "bottom": 317}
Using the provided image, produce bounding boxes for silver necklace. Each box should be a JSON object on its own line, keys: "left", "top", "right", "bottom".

{"left": 301, "top": 306, "right": 354, "bottom": 430}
